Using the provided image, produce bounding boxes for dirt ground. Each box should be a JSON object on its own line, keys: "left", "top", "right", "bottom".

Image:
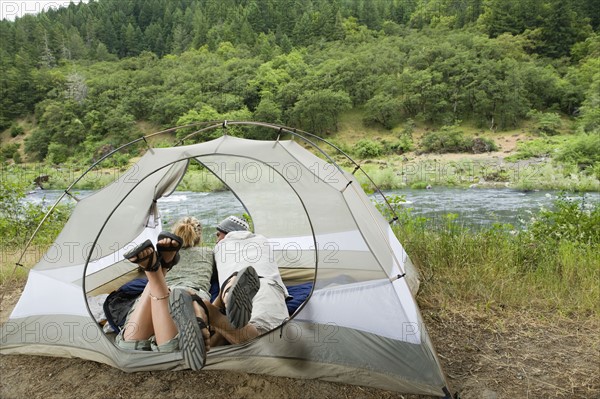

{"left": 1, "top": 279, "right": 598, "bottom": 399}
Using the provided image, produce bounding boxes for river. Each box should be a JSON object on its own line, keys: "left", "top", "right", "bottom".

{"left": 25, "top": 187, "right": 599, "bottom": 230}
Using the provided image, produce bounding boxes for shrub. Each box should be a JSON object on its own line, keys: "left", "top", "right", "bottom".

{"left": 472, "top": 137, "right": 498, "bottom": 153}
{"left": 353, "top": 139, "right": 383, "bottom": 158}
{"left": 363, "top": 94, "right": 402, "bottom": 129}
{"left": 527, "top": 110, "right": 562, "bottom": 136}
{"left": 505, "top": 137, "right": 561, "bottom": 161}
{"left": 384, "top": 135, "right": 414, "bottom": 154}
{"left": 46, "top": 142, "right": 71, "bottom": 165}
{"left": 554, "top": 133, "right": 600, "bottom": 171}
{"left": 524, "top": 194, "right": 600, "bottom": 245}
{"left": 10, "top": 124, "right": 24, "bottom": 137}
{"left": 0, "top": 143, "right": 20, "bottom": 160}
{"left": 420, "top": 125, "right": 473, "bottom": 153}
{"left": 0, "top": 177, "right": 71, "bottom": 248}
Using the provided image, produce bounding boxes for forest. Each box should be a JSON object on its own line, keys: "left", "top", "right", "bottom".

{"left": 0, "top": 0, "right": 598, "bottom": 172}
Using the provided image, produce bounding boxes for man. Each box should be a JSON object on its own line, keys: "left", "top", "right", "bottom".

{"left": 204, "top": 215, "right": 289, "bottom": 346}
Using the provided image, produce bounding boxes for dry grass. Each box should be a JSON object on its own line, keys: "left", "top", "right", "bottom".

{"left": 421, "top": 302, "right": 600, "bottom": 398}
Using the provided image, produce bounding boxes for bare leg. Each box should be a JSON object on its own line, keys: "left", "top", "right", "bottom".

{"left": 122, "top": 285, "right": 153, "bottom": 341}
{"left": 147, "top": 269, "right": 177, "bottom": 345}
{"left": 123, "top": 244, "right": 177, "bottom": 345}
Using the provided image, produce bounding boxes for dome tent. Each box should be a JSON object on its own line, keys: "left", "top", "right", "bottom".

{"left": 1, "top": 122, "right": 451, "bottom": 398}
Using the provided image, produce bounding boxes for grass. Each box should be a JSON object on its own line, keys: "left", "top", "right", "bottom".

{"left": 355, "top": 158, "right": 600, "bottom": 192}
{"left": 513, "top": 162, "right": 600, "bottom": 192}
{"left": 0, "top": 247, "right": 38, "bottom": 284}
{"left": 395, "top": 216, "right": 600, "bottom": 317}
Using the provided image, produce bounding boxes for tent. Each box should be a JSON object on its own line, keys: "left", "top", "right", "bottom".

{"left": 1, "top": 122, "right": 451, "bottom": 398}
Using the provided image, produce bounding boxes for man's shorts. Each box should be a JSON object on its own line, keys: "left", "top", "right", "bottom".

{"left": 248, "top": 279, "right": 289, "bottom": 334}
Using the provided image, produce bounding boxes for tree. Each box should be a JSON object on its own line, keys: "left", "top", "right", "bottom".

{"left": 253, "top": 95, "right": 282, "bottom": 124}
{"left": 290, "top": 89, "right": 352, "bottom": 134}
{"left": 537, "top": 0, "right": 591, "bottom": 58}
{"left": 64, "top": 73, "right": 88, "bottom": 104}
{"left": 94, "top": 42, "right": 117, "bottom": 61}
{"left": 363, "top": 93, "right": 402, "bottom": 129}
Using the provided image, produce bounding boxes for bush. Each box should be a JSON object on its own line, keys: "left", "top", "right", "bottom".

{"left": 527, "top": 110, "right": 562, "bottom": 136}
{"left": 0, "top": 177, "right": 71, "bottom": 247}
{"left": 524, "top": 194, "right": 600, "bottom": 245}
{"left": 420, "top": 125, "right": 473, "bottom": 153}
{"left": 10, "top": 124, "right": 24, "bottom": 137}
{"left": 472, "top": 137, "right": 498, "bottom": 153}
{"left": 363, "top": 94, "right": 402, "bottom": 129}
{"left": 353, "top": 139, "right": 383, "bottom": 158}
{"left": 384, "top": 135, "right": 414, "bottom": 154}
{"left": 505, "top": 137, "right": 561, "bottom": 161}
{"left": 0, "top": 143, "right": 20, "bottom": 160}
{"left": 554, "top": 133, "right": 600, "bottom": 171}
{"left": 46, "top": 142, "right": 71, "bottom": 165}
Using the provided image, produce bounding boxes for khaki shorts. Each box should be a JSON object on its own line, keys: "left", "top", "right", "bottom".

{"left": 115, "top": 331, "right": 179, "bottom": 352}
{"left": 248, "top": 279, "right": 289, "bottom": 334}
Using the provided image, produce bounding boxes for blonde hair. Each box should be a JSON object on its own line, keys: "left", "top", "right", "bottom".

{"left": 172, "top": 216, "right": 202, "bottom": 248}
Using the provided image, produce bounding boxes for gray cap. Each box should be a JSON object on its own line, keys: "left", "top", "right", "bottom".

{"left": 216, "top": 216, "right": 249, "bottom": 234}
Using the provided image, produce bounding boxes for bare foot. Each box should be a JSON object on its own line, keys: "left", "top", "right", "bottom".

{"left": 127, "top": 246, "right": 158, "bottom": 271}
{"left": 157, "top": 236, "right": 179, "bottom": 267}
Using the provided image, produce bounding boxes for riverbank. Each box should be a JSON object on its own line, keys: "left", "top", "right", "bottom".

{"left": 3, "top": 152, "right": 599, "bottom": 194}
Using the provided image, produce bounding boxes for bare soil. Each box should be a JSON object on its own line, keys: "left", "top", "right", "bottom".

{"left": 1, "top": 279, "right": 598, "bottom": 399}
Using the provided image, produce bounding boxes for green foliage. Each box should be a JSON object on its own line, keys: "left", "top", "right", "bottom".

{"left": 353, "top": 139, "right": 383, "bottom": 159}
{"left": 0, "top": 0, "right": 597, "bottom": 170}
{"left": 46, "top": 142, "right": 70, "bottom": 165}
{"left": 175, "top": 107, "right": 221, "bottom": 142}
{"left": 555, "top": 133, "right": 600, "bottom": 172}
{"left": 290, "top": 89, "right": 352, "bottom": 134}
{"left": 527, "top": 110, "right": 562, "bottom": 136}
{"left": 10, "top": 124, "right": 24, "bottom": 137}
{"left": 420, "top": 125, "right": 473, "bottom": 153}
{"left": 509, "top": 134, "right": 600, "bottom": 179}
{"left": 506, "top": 137, "right": 562, "bottom": 161}
{"left": 383, "top": 135, "right": 414, "bottom": 154}
{"left": 0, "top": 143, "right": 20, "bottom": 161}
{"left": 410, "top": 181, "right": 430, "bottom": 189}
{"left": 0, "top": 176, "right": 70, "bottom": 248}
{"left": 363, "top": 94, "right": 402, "bottom": 129}
{"left": 373, "top": 194, "right": 409, "bottom": 223}
{"left": 525, "top": 194, "right": 600, "bottom": 245}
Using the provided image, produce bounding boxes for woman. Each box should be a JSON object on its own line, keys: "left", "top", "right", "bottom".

{"left": 114, "top": 217, "right": 214, "bottom": 371}
{"left": 165, "top": 216, "right": 214, "bottom": 299}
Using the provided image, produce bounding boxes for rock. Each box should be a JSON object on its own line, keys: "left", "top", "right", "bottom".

{"left": 33, "top": 175, "right": 50, "bottom": 189}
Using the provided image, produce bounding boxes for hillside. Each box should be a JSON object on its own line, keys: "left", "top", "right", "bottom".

{"left": 0, "top": 0, "right": 598, "bottom": 187}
